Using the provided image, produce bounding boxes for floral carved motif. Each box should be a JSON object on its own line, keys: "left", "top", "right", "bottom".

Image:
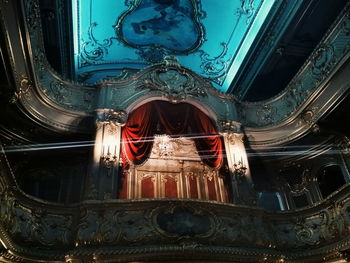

{"left": 136, "top": 57, "right": 207, "bottom": 102}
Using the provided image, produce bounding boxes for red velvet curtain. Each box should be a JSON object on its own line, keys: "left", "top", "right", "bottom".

{"left": 122, "top": 101, "right": 223, "bottom": 168}
{"left": 155, "top": 101, "right": 191, "bottom": 135}
{"left": 191, "top": 107, "right": 223, "bottom": 168}
{"left": 121, "top": 102, "right": 157, "bottom": 165}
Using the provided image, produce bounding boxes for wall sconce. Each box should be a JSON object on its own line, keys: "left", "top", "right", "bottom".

{"left": 101, "top": 147, "right": 118, "bottom": 168}
{"left": 233, "top": 160, "right": 247, "bottom": 182}
{"left": 94, "top": 110, "right": 127, "bottom": 168}
{"left": 100, "top": 127, "right": 119, "bottom": 168}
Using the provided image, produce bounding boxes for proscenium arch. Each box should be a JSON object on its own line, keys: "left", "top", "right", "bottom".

{"left": 124, "top": 96, "right": 221, "bottom": 127}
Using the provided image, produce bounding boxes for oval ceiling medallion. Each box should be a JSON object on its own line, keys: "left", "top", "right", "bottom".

{"left": 115, "top": 0, "right": 204, "bottom": 54}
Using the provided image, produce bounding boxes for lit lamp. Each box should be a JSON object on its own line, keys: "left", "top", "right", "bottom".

{"left": 100, "top": 122, "right": 119, "bottom": 168}
{"left": 220, "top": 120, "right": 254, "bottom": 204}
{"left": 233, "top": 159, "right": 247, "bottom": 182}
{"left": 93, "top": 110, "right": 127, "bottom": 168}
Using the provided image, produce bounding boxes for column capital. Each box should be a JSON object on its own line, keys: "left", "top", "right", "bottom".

{"left": 222, "top": 133, "right": 244, "bottom": 145}
{"left": 219, "top": 120, "right": 241, "bottom": 133}
{"left": 96, "top": 109, "right": 128, "bottom": 126}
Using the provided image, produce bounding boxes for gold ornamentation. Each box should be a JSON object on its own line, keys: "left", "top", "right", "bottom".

{"left": 108, "top": 110, "right": 128, "bottom": 126}
{"left": 226, "top": 132, "right": 244, "bottom": 145}
{"left": 220, "top": 120, "right": 241, "bottom": 133}
{"left": 136, "top": 65, "right": 207, "bottom": 102}
{"left": 10, "top": 77, "right": 32, "bottom": 103}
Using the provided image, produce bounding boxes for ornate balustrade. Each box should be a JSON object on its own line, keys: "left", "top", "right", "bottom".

{"left": 1, "top": 146, "right": 350, "bottom": 263}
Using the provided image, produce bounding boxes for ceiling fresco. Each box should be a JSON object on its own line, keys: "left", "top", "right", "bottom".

{"left": 72, "top": 0, "right": 278, "bottom": 92}
{"left": 116, "top": 0, "right": 204, "bottom": 53}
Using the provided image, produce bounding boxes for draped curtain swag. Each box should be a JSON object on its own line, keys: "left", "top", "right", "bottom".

{"left": 121, "top": 101, "right": 223, "bottom": 168}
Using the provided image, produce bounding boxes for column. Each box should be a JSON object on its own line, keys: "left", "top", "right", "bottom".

{"left": 220, "top": 120, "right": 255, "bottom": 205}
{"left": 87, "top": 109, "right": 127, "bottom": 200}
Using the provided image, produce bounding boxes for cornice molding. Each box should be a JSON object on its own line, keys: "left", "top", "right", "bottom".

{"left": 239, "top": 2, "right": 350, "bottom": 128}
{"left": 244, "top": 59, "right": 350, "bottom": 148}
{"left": 232, "top": 0, "right": 306, "bottom": 98}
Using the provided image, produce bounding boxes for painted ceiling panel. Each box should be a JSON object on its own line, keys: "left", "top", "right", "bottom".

{"left": 72, "top": 0, "right": 277, "bottom": 92}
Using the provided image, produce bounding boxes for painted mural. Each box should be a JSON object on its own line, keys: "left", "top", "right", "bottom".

{"left": 116, "top": 0, "right": 203, "bottom": 53}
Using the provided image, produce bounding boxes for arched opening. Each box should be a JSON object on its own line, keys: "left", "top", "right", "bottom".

{"left": 257, "top": 191, "right": 285, "bottom": 211}
{"left": 118, "top": 100, "right": 229, "bottom": 202}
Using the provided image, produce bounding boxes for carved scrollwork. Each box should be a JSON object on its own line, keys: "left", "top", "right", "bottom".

{"left": 311, "top": 45, "right": 336, "bottom": 79}
{"left": 10, "top": 76, "right": 32, "bottom": 104}
{"left": 238, "top": 7, "right": 350, "bottom": 128}
{"left": 0, "top": 188, "right": 73, "bottom": 247}
{"left": 24, "top": 0, "right": 40, "bottom": 30}
{"left": 296, "top": 227, "right": 316, "bottom": 245}
{"left": 153, "top": 135, "right": 175, "bottom": 157}
{"left": 198, "top": 42, "right": 231, "bottom": 84}
{"left": 295, "top": 107, "right": 320, "bottom": 130}
{"left": 225, "top": 132, "right": 244, "bottom": 146}
{"left": 80, "top": 22, "right": 116, "bottom": 66}
{"left": 152, "top": 205, "right": 217, "bottom": 239}
{"left": 219, "top": 120, "right": 241, "bottom": 133}
{"left": 319, "top": 206, "right": 346, "bottom": 240}
{"left": 96, "top": 109, "right": 128, "bottom": 126}
{"left": 117, "top": 209, "right": 155, "bottom": 243}
{"left": 287, "top": 80, "right": 310, "bottom": 110}
{"left": 48, "top": 81, "right": 72, "bottom": 106}
{"left": 136, "top": 58, "right": 207, "bottom": 102}
{"left": 339, "top": 137, "right": 350, "bottom": 156}
{"left": 108, "top": 110, "right": 128, "bottom": 126}
{"left": 257, "top": 104, "right": 278, "bottom": 125}
{"left": 76, "top": 209, "right": 120, "bottom": 245}
{"left": 238, "top": 0, "right": 255, "bottom": 23}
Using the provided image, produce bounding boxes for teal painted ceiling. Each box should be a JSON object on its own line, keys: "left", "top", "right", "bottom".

{"left": 72, "top": 0, "right": 278, "bottom": 92}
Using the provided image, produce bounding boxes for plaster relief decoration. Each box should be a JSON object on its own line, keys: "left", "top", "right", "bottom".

{"left": 136, "top": 57, "right": 208, "bottom": 101}
{"left": 80, "top": 22, "right": 115, "bottom": 66}
{"left": 69, "top": 0, "right": 276, "bottom": 90}
{"left": 0, "top": 188, "right": 73, "bottom": 248}
{"left": 239, "top": 6, "right": 350, "bottom": 127}
{"left": 153, "top": 206, "right": 215, "bottom": 238}
{"left": 10, "top": 76, "right": 33, "bottom": 104}
{"left": 198, "top": 42, "right": 231, "bottom": 84}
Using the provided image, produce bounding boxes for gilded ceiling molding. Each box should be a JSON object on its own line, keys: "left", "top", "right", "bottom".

{"left": 0, "top": 0, "right": 95, "bottom": 133}
{"left": 198, "top": 42, "right": 230, "bottom": 84}
{"left": 239, "top": 2, "right": 350, "bottom": 128}
{"left": 244, "top": 64, "right": 350, "bottom": 148}
{"left": 233, "top": 0, "right": 306, "bottom": 98}
{"left": 239, "top": 3, "right": 350, "bottom": 147}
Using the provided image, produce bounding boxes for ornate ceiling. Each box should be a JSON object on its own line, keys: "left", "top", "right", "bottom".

{"left": 72, "top": 0, "right": 278, "bottom": 91}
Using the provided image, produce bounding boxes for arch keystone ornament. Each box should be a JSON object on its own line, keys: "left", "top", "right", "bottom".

{"left": 136, "top": 57, "right": 208, "bottom": 102}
